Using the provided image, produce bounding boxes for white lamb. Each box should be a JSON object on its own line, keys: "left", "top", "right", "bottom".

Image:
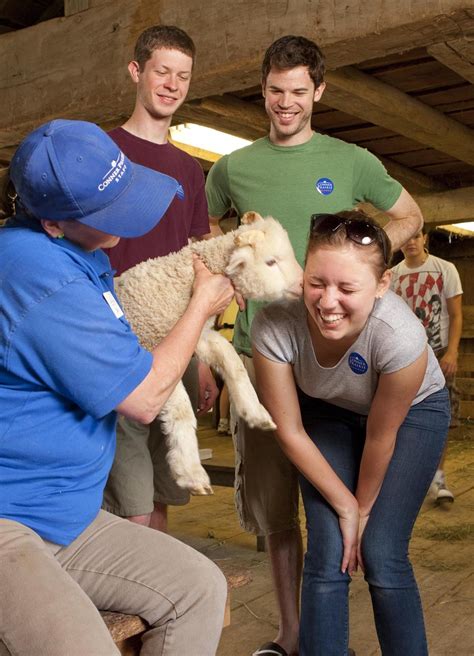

{"left": 115, "top": 211, "right": 303, "bottom": 495}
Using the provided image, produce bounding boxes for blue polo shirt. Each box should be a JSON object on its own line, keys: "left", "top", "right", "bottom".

{"left": 0, "top": 216, "right": 153, "bottom": 545}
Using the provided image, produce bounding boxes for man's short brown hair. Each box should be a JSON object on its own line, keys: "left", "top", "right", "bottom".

{"left": 134, "top": 25, "right": 196, "bottom": 70}
{"left": 262, "top": 35, "right": 325, "bottom": 88}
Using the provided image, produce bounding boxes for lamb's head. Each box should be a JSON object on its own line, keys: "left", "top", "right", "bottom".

{"left": 225, "top": 212, "right": 303, "bottom": 302}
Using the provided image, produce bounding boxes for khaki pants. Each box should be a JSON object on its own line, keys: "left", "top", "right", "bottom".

{"left": 0, "top": 511, "right": 227, "bottom": 656}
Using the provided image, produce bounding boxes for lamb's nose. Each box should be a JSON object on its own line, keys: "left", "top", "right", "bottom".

{"left": 289, "top": 276, "right": 304, "bottom": 296}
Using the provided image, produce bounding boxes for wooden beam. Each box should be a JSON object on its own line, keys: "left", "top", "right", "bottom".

{"left": 323, "top": 66, "right": 474, "bottom": 165}
{"left": 416, "top": 186, "right": 474, "bottom": 225}
{"left": 361, "top": 185, "right": 474, "bottom": 227}
{"left": 168, "top": 138, "right": 219, "bottom": 171}
{"left": 437, "top": 223, "right": 474, "bottom": 237}
{"left": 1, "top": 0, "right": 474, "bottom": 149}
{"left": 428, "top": 37, "right": 474, "bottom": 84}
{"left": 193, "top": 96, "right": 269, "bottom": 133}
{"left": 379, "top": 157, "right": 446, "bottom": 193}
{"left": 174, "top": 101, "right": 267, "bottom": 142}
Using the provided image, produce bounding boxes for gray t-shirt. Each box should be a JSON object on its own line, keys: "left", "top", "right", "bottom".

{"left": 252, "top": 290, "right": 445, "bottom": 416}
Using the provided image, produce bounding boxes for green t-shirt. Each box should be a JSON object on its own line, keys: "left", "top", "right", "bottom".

{"left": 206, "top": 132, "right": 402, "bottom": 355}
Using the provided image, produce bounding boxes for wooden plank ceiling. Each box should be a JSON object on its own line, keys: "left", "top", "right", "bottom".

{"left": 0, "top": 0, "right": 473, "bottom": 225}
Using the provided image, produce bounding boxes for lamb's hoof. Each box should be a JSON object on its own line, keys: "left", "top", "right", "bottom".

{"left": 190, "top": 482, "right": 214, "bottom": 496}
{"left": 258, "top": 418, "right": 277, "bottom": 431}
{"left": 176, "top": 465, "right": 213, "bottom": 496}
{"left": 244, "top": 405, "right": 277, "bottom": 431}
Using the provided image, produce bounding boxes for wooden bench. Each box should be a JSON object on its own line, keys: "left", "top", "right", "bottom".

{"left": 102, "top": 611, "right": 146, "bottom": 656}
{"left": 101, "top": 561, "right": 251, "bottom": 655}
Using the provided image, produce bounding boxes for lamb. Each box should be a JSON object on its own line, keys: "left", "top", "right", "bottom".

{"left": 115, "top": 211, "right": 303, "bottom": 495}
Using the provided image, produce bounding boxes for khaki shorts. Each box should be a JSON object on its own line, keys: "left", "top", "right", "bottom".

{"left": 233, "top": 354, "right": 300, "bottom": 536}
{"left": 103, "top": 358, "right": 199, "bottom": 516}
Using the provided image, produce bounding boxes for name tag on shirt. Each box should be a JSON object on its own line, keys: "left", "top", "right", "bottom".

{"left": 103, "top": 291, "right": 124, "bottom": 319}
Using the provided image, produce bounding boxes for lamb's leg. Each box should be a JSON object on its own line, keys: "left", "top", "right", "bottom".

{"left": 159, "top": 381, "right": 213, "bottom": 496}
{"left": 196, "top": 329, "right": 276, "bottom": 430}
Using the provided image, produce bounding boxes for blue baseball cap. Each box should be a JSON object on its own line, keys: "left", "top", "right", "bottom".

{"left": 10, "top": 119, "right": 184, "bottom": 238}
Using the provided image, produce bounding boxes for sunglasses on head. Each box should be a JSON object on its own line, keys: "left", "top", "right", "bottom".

{"left": 310, "top": 213, "right": 389, "bottom": 267}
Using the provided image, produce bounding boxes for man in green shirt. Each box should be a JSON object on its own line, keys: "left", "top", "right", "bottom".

{"left": 206, "top": 35, "right": 423, "bottom": 656}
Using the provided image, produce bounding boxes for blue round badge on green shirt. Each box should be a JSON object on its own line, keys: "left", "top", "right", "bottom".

{"left": 348, "top": 352, "right": 368, "bottom": 374}
{"left": 315, "top": 178, "right": 334, "bottom": 195}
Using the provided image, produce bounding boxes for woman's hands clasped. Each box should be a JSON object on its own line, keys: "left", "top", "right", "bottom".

{"left": 338, "top": 507, "right": 370, "bottom": 575}
{"left": 339, "top": 507, "right": 359, "bottom": 576}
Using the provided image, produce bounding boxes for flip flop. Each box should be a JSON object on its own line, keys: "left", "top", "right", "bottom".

{"left": 252, "top": 642, "right": 289, "bottom": 656}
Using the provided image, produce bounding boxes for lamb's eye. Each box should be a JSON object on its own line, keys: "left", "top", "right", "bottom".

{"left": 266, "top": 259, "right": 277, "bottom": 267}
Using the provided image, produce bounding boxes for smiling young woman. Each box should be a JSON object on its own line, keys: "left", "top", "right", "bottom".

{"left": 251, "top": 210, "right": 450, "bottom": 656}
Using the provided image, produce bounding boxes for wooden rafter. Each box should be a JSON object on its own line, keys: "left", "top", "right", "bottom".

{"left": 173, "top": 97, "right": 268, "bottom": 142}
{"left": 361, "top": 185, "right": 474, "bottom": 227}
{"left": 323, "top": 67, "right": 474, "bottom": 166}
{"left": 428, "top": 37, "right": 474, "bottom": 84}
{"left": 168, "top": 138, "right": 219, "bottom": 172}
{"left": 1, "top": 0, "right": 474, "bottom": 150}
{"left": 416, "top": 185, "right": 474, "bottom": 225}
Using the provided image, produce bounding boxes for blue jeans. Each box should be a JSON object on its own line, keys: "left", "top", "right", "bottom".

{"left": 297, "top": 387, "right": 450, "bottom": 656}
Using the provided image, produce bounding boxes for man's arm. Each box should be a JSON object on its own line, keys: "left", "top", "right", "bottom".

{"left": 208, "top": 215, "right": 224, "bottom": 238}
{"left": 383, "top": 188, "right": 423, "bottom": 252}
{"left": 440, "top": 294, "right": 463, "bottom": 377}
{"left": 205, "top": 155, "right": 231, "bottom": 238}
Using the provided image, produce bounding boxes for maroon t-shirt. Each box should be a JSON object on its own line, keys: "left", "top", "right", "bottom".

{"left": 104, "top": 127, "right": 210, "bottom": 276}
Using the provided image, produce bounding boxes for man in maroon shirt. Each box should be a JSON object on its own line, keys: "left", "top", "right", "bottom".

{"left": 103, "top": 25, "right": 218, "bottom": 532}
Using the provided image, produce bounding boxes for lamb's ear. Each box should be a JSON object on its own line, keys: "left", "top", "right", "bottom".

{"left": 241, "top": 211, "right": 263, "bottom": 225}
{"left": 225, "top": 253, "right": 245, "bottom": 277}
{"left": 234, "top": 229, "right": 265, "bottom": 248}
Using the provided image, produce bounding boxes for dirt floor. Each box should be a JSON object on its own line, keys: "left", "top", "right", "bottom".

{"left": 168, "top": 417, "right": 474, "bottom": 656}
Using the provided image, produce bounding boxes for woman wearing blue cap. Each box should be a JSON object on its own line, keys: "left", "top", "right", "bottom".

{"left": 252, "top": 211, "right": 449, "bottom": 655}
{"left": 0, "top": 120, "right": 234, "bottom": 656}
